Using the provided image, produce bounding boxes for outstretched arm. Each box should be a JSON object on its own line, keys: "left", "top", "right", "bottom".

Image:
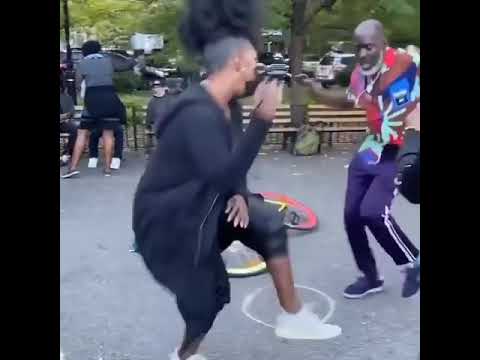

{"left": 294, "top": 74, "right": 355, "bottom": 109}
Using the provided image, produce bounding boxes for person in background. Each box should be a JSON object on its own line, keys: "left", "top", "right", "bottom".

{"left": 59, "top": 81, "right": 79, "bottom": 167}
{"left": 296, "top": 19, "right": 420, "bottom": 299}
{"left": 62, "top": 40, "right": 135, "bottom": 178}
{"left": 87, "top": 108, "right": 126, "bottom": 170}
{"left": 146, "top": 78, "right": 170, "bottom": 132}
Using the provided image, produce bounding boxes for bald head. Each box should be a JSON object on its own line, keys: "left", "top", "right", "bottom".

{"left": 353, "top": 19, "right": 387, "bottom": 75}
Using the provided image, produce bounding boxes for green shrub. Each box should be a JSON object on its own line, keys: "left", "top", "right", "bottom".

{"left": 114, "top": 72, "right": 148, "bottom": 93}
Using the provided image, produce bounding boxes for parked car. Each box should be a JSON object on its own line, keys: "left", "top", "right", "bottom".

{"left": 258, "top": 52, "right": 291, "bottom": 85}
{"left": 302, "top": 54, "right": 320, "bottom": 76}
{"left": 315, "top": 51, "right": 355, "bottom": 88}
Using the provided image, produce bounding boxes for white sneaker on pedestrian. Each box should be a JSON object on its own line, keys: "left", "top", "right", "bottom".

{"left": 88, "top": 157, "right": 98, "bottom": 168}
{"left": 169, "top": 348, "right": 207, "bottom": 360}
{"left": 110, "top": 157, "right": 121, "bottom": 170}
{"left": 275, "top": 304, "right": 342, "bottom": 340}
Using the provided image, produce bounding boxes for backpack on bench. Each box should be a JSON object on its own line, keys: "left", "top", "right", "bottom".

{"left": 293, "top": 125, "right": 320, "bottom": 156}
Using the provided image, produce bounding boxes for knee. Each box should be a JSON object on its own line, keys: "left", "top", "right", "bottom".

{"left": 360, "top": 204, "right": 385, "bottom": 224}
{"left": 181, "top": 303, "right": 219, "bottom": 341}
{"left": 344, "top": 206, "right": 361, "bottom": 226}
{"left": 186, "top": 314, "right": 216, "bottom": 341}
{"left": 262, "top": 228, "right": 288, "bottom": 260}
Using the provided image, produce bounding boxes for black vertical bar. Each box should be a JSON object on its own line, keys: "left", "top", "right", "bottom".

{"left": 63, "top": 0, "right": 77, "bottom": 104}
{"left": 132, "top": 107, "right": 138, "bottom": 151}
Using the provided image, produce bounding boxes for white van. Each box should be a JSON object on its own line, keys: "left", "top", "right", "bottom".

{"left": 315, "top": 51, "right": 356, "bottom": 88}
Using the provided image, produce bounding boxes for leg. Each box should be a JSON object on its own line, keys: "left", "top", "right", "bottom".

{"left": 101, "top": 129, "right": 114, "bottom": 174}
{"left": 360, "top": 158, "right": 419, "bottom": 265}
{"left": 113, "top": 124, "right": 124, "bottom": 160}
{"left": 68, "top": 128, "right": 90, "bottom": 171}
{"left": 89, "top": 128, "right": 101, "bottom": 159}
{"left": 267, "top": 254, "right": 301, "bottom": 313}
{"left": 218, "top": 206, "right": 300, "bottom": 314}
{"left": 228, "top": 198, "right": 341, "bottom": 340}
{"left": 176, "top": 255, "right": 228, "bottom": 360}
{"left": 344, "top": 155, "right": 378, "bottom": 280}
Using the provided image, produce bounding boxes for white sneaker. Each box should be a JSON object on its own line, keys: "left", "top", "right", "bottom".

{"left": 88, "top": 158, "right": 98, "bottom": 168}
{"left": 61, "top": 155, "right": 70, "bottom": 163}
{"left": 275, "top": 304, "right": 342, "bottom": 340}
{"left": 169, "top": 348, "right": 207, "bottom": 360}
{"left": 110, "top": 157, "right": 121, "bottom": 170}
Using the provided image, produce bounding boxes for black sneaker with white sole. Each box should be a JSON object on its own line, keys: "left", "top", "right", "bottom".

{"left": 402, "top": 263, "right": 420, "bottom": 298}
{"left": 343, "top": 277, "right": 384, "bottom": 299}
{"left": 61, "top": 169, "right": 80, "bottom": 179}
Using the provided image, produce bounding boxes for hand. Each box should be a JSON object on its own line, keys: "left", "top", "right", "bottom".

{"left": 60, "top": 113, "right": 70, "bottom": 122}
{"left": 294, "top": 73, "right": 313, "bottom": 86}
{"left": 253, "top": 79, "right": 284, "bottom": 122}
{"left": 405, "top": 102, "right": 420, "bottom": 131}
{"left": 294, "top": 73, "right": 324, "bottom": 95}
{"left": 225, "top": 195, "right": 249, "bottom": 228}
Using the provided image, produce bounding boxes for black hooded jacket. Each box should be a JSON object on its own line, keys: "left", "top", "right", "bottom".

{"left": 132, "top": 84, "right": 269, "bottom": 292}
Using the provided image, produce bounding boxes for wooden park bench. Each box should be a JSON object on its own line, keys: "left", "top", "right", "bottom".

{"left": 242, "top": 105, "right": 298, "bottom": 149}
{"left": 307, "top": 104, "right": 367, "bottom": 147}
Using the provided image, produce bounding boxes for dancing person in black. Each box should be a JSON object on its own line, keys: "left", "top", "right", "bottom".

{"left": 133, "top": 1, "right": 340, "bottom": 359}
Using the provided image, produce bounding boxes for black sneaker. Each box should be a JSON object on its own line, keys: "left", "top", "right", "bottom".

{"left": 343, "top": 276, "right": 384, "bottom": 299}
{"left": 104, "top": 168, "right": 112, "bottom": 177}
{"left": 402, "top": 263, "right": 420, "bottom": 298}
{"left": 61, "top": 169, "right": 80, "bottom": 179}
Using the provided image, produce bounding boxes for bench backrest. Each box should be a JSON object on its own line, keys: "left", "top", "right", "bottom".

{"left": 307, "top": 104, "right": 366, "bottom": 125}
{"left": 241, "top": 104, "right": 367, "bottom": 126}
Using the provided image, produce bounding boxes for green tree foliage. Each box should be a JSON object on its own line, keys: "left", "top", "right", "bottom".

{"left": 60, "top": 0, "right": 155, "bottom": 46}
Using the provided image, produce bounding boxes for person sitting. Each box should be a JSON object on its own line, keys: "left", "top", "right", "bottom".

{"left": 59, "top": 82, "right": 79, "bottom": 167}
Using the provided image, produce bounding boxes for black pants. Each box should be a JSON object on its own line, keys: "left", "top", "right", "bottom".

{"left": 178, "top": 196, "right": 288, "bottom": 347}
{"left": 60, "top": 120, "right": 79, "bottom": 156}
{"left": 344, "top": 148, "right": 419, "bottom": 280}
{"left": 88, "top": 124, "right": 124, "bottom": 159}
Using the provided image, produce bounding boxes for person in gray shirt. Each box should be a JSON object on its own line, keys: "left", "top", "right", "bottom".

{"left": 62, "top": 40, "right": 135, "bottom": 178}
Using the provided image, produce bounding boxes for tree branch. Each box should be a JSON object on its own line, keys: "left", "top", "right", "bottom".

{"left": 303, "top": 0, "right": 334, "bottom": 29}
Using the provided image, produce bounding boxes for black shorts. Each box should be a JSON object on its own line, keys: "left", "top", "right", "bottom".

{"left": 218, "top": 194, "right": 289, "bottom": 260}
{"left": 79, "top": 112, "right": 120, "bottom": 131}
{"left": 81, "top": 85, "right": 126, "bottom": 131}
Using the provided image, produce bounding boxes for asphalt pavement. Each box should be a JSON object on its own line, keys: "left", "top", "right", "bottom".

{"left": 60, "top": 146, "right": 420, "bottom": 360}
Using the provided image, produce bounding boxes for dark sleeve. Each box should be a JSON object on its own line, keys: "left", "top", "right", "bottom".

{"left": 397, "top": 129, "right": 420, "bottom": 204}
{"left": 399, "top": 156, "right": 420, "bottom": 204}
{"left": 146, "top": 99, "right": 154, "bottom": 128}
{"left": 181, "top": 103, "right": 270, "bottom": 195}
{"left": 230, "top": 101, "right": 250, "bottom": 199}
{"left": 112, "top": 57, "right": 137, "bottom": 72}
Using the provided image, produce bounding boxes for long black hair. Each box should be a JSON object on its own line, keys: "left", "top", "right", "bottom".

{"left": 178, "top": 0, "right": 263, "bottom": 56}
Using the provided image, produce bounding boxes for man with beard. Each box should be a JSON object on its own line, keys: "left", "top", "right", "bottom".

{"left": 296, "top": 19, "right": 420, "bottom": 299}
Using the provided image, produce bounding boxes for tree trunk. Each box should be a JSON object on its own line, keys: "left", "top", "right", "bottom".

{"left": 288, "top": 0, "right": 308, "bottom": 127}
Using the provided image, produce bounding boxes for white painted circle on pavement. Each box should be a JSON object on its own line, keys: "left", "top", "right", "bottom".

{"left": 241, "top": 284, "right": 341, "bottom": 339}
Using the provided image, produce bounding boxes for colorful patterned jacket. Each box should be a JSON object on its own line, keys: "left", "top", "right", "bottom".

{"left": 347, "top": 47, "right": 420, "bottom": 164}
